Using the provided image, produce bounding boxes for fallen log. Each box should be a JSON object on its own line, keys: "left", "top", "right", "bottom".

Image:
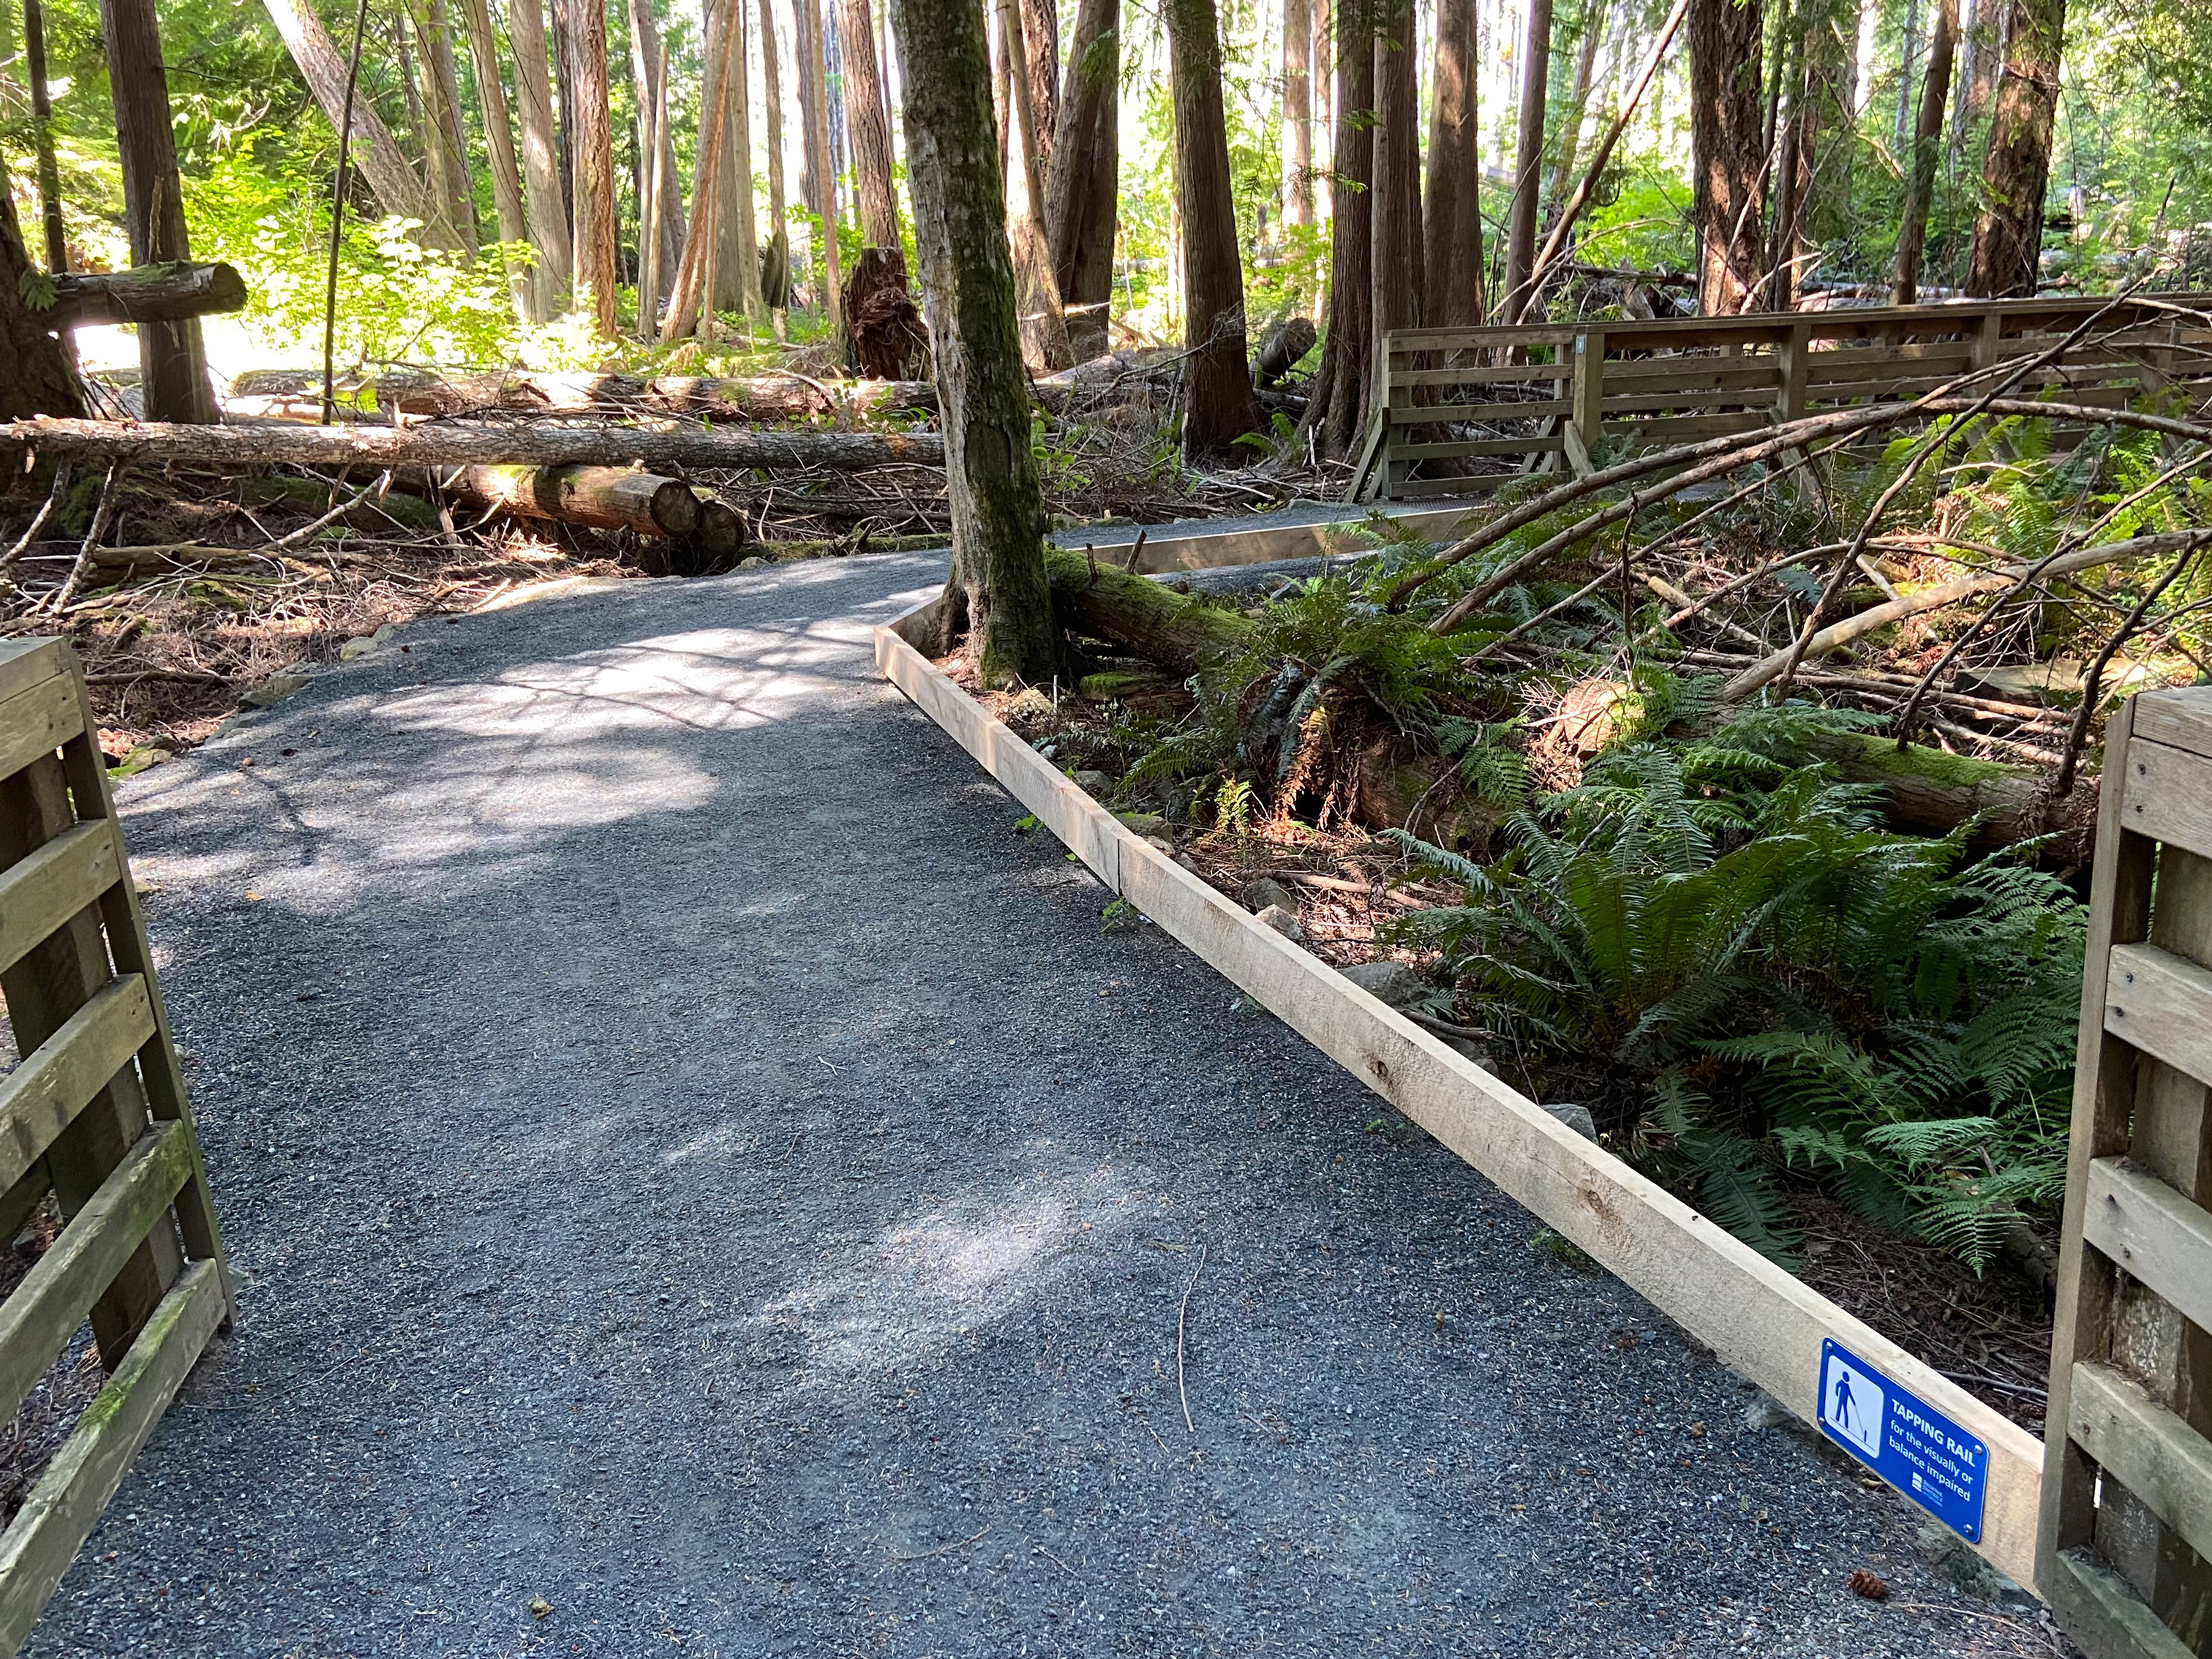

{"left": 363, "top": 368, "right": 938, "bottom": 422}
{"left": 45, "top": 262, "right": 247, "bottom": 331}
{"left": 238, "top": 473, "right": 440, "bottom": 532}
{"left": 446, "top": 464, "right": 703, "bottom": 541}
{"left": 1, "top": 415, "right": 945, "bottom": 475}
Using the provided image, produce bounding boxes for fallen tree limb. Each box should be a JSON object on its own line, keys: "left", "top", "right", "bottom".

{"left": 46, "top": 262, "right": 247, "bottom": 331}
{"left": 1, "top": 415, "right": 946, "bottom": 474}
{"left": 446, "top": 464, "right": 701, "bottom": 541}
{"left": 1720, "top": 528, "right": 2212, "bottom": 700}
{"left": 364, "top": 368, "right": 939, "bottom": 422}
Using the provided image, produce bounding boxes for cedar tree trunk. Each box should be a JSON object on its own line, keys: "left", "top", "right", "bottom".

{"left": 889, "top": 0, "right": 1058, "bottom": 686}
{"left": 261, "top": 0, "right": 434, "bottom": 227}
{"left": 761, "top": 0, "right": 793, "bottom": 313}
{"left": 510, "top": 0, "right": 576, "bottom": 313}
{"left": 1304, "top": 0, "right": 1372, "bottom": 459}
{"left": 794, "top": 0, "right": 844, "bottom": 323}
{"left": 418, "top": 0, "right": 479, "bottom": 249}
{"left": 1425, "top": 0, "right": 1483, "bottom": 326}
{"left": 1282, "top": 0, "right": 1313, "bottom": 230}
{"left": 557, "top": 0, "right": 619, "bottom": 334}
{"left": 1688, "top": 0, "right": 1764, "bottom": 315}
{"left": 0, "top": 156, "right": 82, "bottom": 418}
{"left": 710, "top": 0, "right": 764, "bottom": 315}
{"left": 102, "top": 0, "right": 215, "bottom": 420}
{"left": 1964, "top": 0, "right": 2061, "bottom": 296}
{"left": 1165, "top": 0, "right": 1261, "bottom": 457}
{"left": 1370, "top": 0, "right": 1422, "bottom": 335}
{"left": 459, "top": 0, "right": 533, "bottom": 312}
{"left": 1017, "top": 0, "right": 1058, "bottom": 186}
{"left": 1044, "top": 0, "right": 1118, "bottom": 361}
{"left": 998, "top": 0, "right": 1072, "bottom": 371}
{"left": 1892, "top": 0, "right": 1957, "bottom": 304}
{"left": 1500, "top": 0, "right": 1553, "bottom": 323}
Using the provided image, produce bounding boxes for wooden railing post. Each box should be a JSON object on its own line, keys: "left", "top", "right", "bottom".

{"left": 1971, "top": 309, "right": 2004, "bottom": 373}
{"left": 1776, "top": 320, "right": 1811, "bottom": 424}
{"left": 1567, "top": 330, "right": 1604, "bottom": 476}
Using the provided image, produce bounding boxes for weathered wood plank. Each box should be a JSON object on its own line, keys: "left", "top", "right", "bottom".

{"left": 2120, "top": 737, "right": 2212, "bottom": 862}
{"left": 2049, "top": 1548, "right": 2202, "bottom": 1659}
{"left": 0, "top": 1121, "right": 190, "bottom": 1426}
{"left": 0, "top": 821, "right": 121, "bottom": 981}
{"left": 2105, "top": 941, "right": 2212, "bottom": 1087}
{"left": 1393, "top": 436, "right": 1566, "bottom": 461}
{"left": 0, "top": 677, "right": 83, "bottom": 787}
{"left": 1390, "top": 362, "right": 1567, "bottom": 388}
{"left": 0, "top": 1257, "right": 222, "bottom": 1655}
{"left": 1389, "top": 399, "right": 1570, "bottom": 426}
{"left": 1600, "top": 411, "right": 1769, "bottom": 441}
{"left": 0, "top": 643, "right": 67, "bottom": 717}
{"left": 2132, "top": 688, "right": 2212, "bottom": 761}
{"left": 0, "top": 976, "right": 153, "bottom": 1200}
{"left": 1602, "top": 386, "right": 1785, "bottom": 415}
{"left": 2084, "top": 1157, "right": 2212, "bottom": 1337}
{"left": 2069, "top": 1362, "right": 2212, "bottom": 1568}
{"left": 1391, "top": 473, "right": 1525, "bottom": 499}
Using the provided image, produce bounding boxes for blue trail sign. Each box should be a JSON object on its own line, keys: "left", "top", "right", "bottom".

{"left": 1816, "top": 1339, "right": 1990, "bottom": 1543}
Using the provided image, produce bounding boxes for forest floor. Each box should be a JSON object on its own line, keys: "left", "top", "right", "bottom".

{"left": 21, "top": 547, "right": 2071, "bottom": 1657}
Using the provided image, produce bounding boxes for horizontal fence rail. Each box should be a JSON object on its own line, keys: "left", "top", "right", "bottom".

{"left": 0, "top": 638, "right": 231, "bottom": 1657}
{"left": 1354, "top": 293, "right": 2212, "bottom": 502}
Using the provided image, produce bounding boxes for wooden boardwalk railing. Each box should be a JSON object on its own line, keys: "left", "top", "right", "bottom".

{"left": 1352, "top": 293, "right": 2212, "bottom": 502}
{"left": 0, "top": 638, "right": 230, "bottom": 1655}
{"left": 2042, "top": 685, "right": 2212, "bottom": 1658}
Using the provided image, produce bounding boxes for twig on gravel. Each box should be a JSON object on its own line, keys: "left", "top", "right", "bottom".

{"left": 1177, "top": 1241, "right": 1208, "bottom": 1434}
{"left": 887, "top": 1525, "right": 990, "bottom": 1562}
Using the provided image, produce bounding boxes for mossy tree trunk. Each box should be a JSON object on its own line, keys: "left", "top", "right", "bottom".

{"left": 1964, "top": 0, "right": 2062, "bottom": 296}
{"left": 0, "top": 156, "right": 83, "bottom": 420}
{"left": 891, "top": 0, "right": 1058, "bottom": 687}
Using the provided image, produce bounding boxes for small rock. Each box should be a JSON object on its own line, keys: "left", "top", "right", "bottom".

{"left": 1241, "top": 876, "right": 1299, "bottom": 916}
{"left": 1114, "top": 810, "right": 1168, "bottom": 839}
{"left": 1254, "top": 904, "right": 1304, "bottom": 941}
{"left": 241, "top": 672, "right": 311, "bottom": 709}
{"left": 1540, "top": 1101, "right": 1598, "bottom": 1140}
{"left": 1143, "top": 835, "right": 1175, "bottom": 856}
{"left": 1339, "top": 959, "right": 1427, "bottom": 1009}
{"left": 339, "top": 622, "right": 399, "bottom": 661}
{"left": 528, "top": 1595, "right": 553, "bottom": 1619}
{"left": 739, "top": 554, "right": 768, "bottom": 568}
{"left": 1072, "top": 769, "right": 1113, "bottom": 797}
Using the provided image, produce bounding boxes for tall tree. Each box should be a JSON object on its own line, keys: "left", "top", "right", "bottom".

{"left": 760, "top": 0, "right": 793, "bottom": 317}
{"left": 1045, "top": 0, "right": 1118, "bottom": 358}
{"left": 1282, "top": 0, "right": 1313, "bottom": 232}
{"left": 414, "top": 0, "right": 480, "bottom": 252}
{"left": 102, "top": 0, "right": 215, "bottom": 420}
{"left": 459, "top": 0, "right": 533, "bottom": 313}
{"left": 21, "top": 0, "right": 69, "bottom": 273}
{"left": 1965, "top": 0, "right": 2061, "bottom": 296}
{"left": 1370, "top": 0, "right": 1422, "bottom": 335}
{"left": 556, "top": 0, "right": 618, "bottom": 333}
{"left": 1792, "top": 0, "right": 1854, "bottom": 274}
{"left": 261, "top": 0, "right": 434, "bottom": 229}
{"left": 997, "top": 0, "right": 1072, "bottom": 369}
{"left": 1017, "top": 0, "right": 1058, "bottom": 186}
{"left": 1892, "top": 0, "right": 1957, "bottom": 303}
{"left": 1165, "top": 0, "right": 1260, "bottom": 456}
{"left": 887, "top": 0, "right": 1056, "bottom": 685}
{"left": 1543, "top": 0, "right": 1606, "bottom": 215}
{"left": 1305, "top": 0, "right": 1372, "bottom": 458}
{"left": 1688, "top": 0, "right": 1764, "bottom": 315}
{"left": 626, "top": 0, "right": 684, "bottom": 314}
{"left": 508, "top": 0, "right": 575, "bottom": 313}
{"left": 1425, "top": 0, "right": 1483, "bottom": 326}
{"left": 0, "top": 153, "right": 81, "bottom": 418}
{"left": 1500, "top": 0, "right": 1553, "bottom": 322}
{"left": 838, "top": 0, "right": 904, "bottom": 261}
{"left": 709, "top": 0, "right": 764, "bottom": 315}
{"left": 660, "top": 0, "right": 745, "bottom": 337}
{"left": 1963, "top": 0, "right": 2000, "bottom": 124}
{"left": 794, "top": 0, "right": 843, "bottom": 323}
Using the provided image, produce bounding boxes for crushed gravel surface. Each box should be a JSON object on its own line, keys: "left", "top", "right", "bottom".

{"left": 28, "top": 552, "right": 2066, "bottom": 1657}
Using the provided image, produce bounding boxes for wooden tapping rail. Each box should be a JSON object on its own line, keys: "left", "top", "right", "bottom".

{"left": 1353, "top": 292, "right": 2212, "bottom": 503}
{"left": 0, "top": 638, "right": 230, "bottom": 1655}
{"left": 2041, "top": 685, "right": 2212, "bottom": 1658}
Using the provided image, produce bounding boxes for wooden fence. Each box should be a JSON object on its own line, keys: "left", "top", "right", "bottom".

{"left": 0, "top": 637, "right": 230, "bottom": 1655}
{"left": 2042, "top": 685, "right": 2212, "bottom": 1657}
{"left": 1353, "top": 293, "right": 2212, "bottom": 502}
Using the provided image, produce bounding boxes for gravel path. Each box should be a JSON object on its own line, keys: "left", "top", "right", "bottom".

{"left": 29, "top": 554, "right": 2061, "bottom": 1658}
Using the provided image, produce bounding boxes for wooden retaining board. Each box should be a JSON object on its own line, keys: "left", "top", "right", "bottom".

{"left": 875, "top": 595, "right": 2045, "bottom": 1592}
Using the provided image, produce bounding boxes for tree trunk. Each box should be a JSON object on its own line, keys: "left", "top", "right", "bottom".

{"left": 1282, "top": 0, "right": 1313, "bottom": 231}
{"left": 100, "top": 0, "right": 215, "bottom": 421}
{"left": 627, "top": 0, "right": 684, "bottom": 314}
{"left": 1964, "top": 0, "right": 2061, "bottom": 296}
{"left": 448, "top": 464, "right": 704, "bottom": 539}
{"left": 22, "top": 0, "right": 69, "bottom": 274}
{"left": 1044, "top": 0, "right": 1118, "bottom": 361}
{"left": 1794, "top": 0, "right": 1854, "bottom": 269}
{"left": 1543, "top": 0, "right": 1604, "bottom": 221}
{"left": 1017, "top": 0, "right": 1059, "bottom": 187}
{"left": 1760, "top": 6, "right": 1805, "bottom": 307}
{"left": 709, "top": 0, "right": 764, "bottom": 315}
{"left": 509, "top": 0, "right": 575, "bottom": 315}
{"left": 887, "top": 0, "right": 1057, "bottom": 687}
{"left": 557, "top": 0, "right": 619, "bottom": 334}
{"left": 1165, "top": 0, "right": 1261, "bottom": 458}
{"left": 459, "top": 0, "right": 533, "bottom": 315}
{"left": 1892, "top": 0, "right": 1957, "bottom": 304}
{"left": 1370, "top": 0, "right": 1423, "bottom": 335}
{"left": 367, "top": 366, "right": 938, "bottom": 418}
{"left": 1500, "top": 0, "right": 1553, "bottom": 323}
{"left": 1688, "top": 0, "right": 1764, "bottom": 315}
{"left": 1963, "top": 0, "right": 2000, "bottom": 123}
{"left": 418, "top": 0, "right": 479, "bottom": 251}
{"left": 0, "top": 157, "right": 82, "bottom": 420}
{"left": 1304, "top": 0, "right": 1372, "bottom": 459}
{"left": 838, "top": 0, "right": 899, "bottom": 255}
{"left": 260, "top": 0, "right": 434, "bottom": 228}
{"left": 998, "top": 0, "right": 1072, "bottom": 372}
{"left": 4, "top": 415, "right": 946, "bottom": 471}
{"left": 761, "top": 0, "right": 792, "bottom": 315}
{"left": 794, "top": 0, "right": 844, "bottom": 325}
{"left": 1424, "top": 0, "right": 1483, "bottom": 326}
{"left": 660, "top": 0, "right": 745, "bottom": 339}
